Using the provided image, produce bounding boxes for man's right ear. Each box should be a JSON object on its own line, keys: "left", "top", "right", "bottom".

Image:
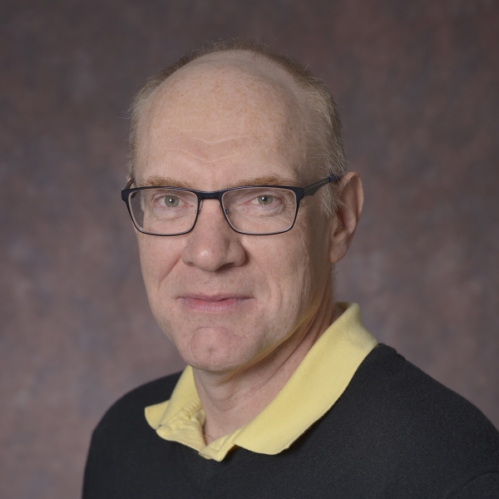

{"left": 328, "top": 172, "right": 364, "bottom": 264}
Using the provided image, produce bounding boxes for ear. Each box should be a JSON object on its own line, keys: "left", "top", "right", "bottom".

{"left": 328, "top": 172, "right": 364, "bottom": 264}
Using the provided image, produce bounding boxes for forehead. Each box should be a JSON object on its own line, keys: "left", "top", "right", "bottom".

{"left": 134, "top": 53, "right": 312, "bottom": 185}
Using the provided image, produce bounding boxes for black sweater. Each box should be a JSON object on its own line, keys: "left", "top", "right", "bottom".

{"left": 83, "top": 345, "right": 499, "bottom": 498}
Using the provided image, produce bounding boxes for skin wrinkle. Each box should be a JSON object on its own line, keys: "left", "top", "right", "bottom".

{"left": 156, "top": 135, "right": 248, "bottom": 164}
{"left": 164, "top": 149, "right": 239, "bottom": 163}
{"left": 133, "top": 51, "right": 363, "bottom": 442}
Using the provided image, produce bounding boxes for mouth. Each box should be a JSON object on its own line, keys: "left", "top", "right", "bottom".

{"left": 178, "top": 294, "right": 252, "bottom": 313}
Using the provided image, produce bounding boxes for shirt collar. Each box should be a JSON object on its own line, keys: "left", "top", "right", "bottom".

{"left": 145, "top": 302, "right": 377, "bottom": 461}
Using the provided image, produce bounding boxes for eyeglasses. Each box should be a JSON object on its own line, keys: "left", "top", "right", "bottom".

{"left": 121, "top": 175, "right": 340, "bottom": 236}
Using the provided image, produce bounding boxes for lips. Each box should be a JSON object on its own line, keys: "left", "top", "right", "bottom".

{"left": 178, "top": 293, "right": 252, "bottom": 313}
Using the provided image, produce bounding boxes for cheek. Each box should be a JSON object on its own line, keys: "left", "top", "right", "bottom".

{"left": 249, "top": 230, "right": 314, "bottom": 310}
{"left": 274, "top": 214, "right": 331, "bottom": 306}
{"left": 137, "top": 235, "right": 182, "bottom": 291}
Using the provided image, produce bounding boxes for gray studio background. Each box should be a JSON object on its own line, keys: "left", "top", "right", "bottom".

{"left": 1, "top": 1, "right": 498, "bottom": 497}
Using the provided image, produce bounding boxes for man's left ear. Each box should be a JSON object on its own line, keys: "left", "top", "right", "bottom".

{"left": 328, "top": 172, "right": 364, "bottom": 264}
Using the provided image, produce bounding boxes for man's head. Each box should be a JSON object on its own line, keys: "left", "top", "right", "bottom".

{"left": 127, "top": 41, "right": 363, "bottom": 374}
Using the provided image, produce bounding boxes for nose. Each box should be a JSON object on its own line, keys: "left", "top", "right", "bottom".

{"left": 181, "top": 199, "right": 246, "bottom": 272}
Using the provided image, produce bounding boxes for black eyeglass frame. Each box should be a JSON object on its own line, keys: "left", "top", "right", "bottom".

{"left": 121, "top": 174, "right": 341, "bottom": 236}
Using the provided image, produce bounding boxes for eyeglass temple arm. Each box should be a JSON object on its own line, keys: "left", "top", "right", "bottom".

{"left": 303, "top": 175, "right": 341, "bottom": 196}
{"left": 124, "top": 177, "right": 135, "bottom": 189}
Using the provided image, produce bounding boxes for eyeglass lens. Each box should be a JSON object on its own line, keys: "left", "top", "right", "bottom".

{"left": 128, "top": 187, "right": 298, "bottom": 235}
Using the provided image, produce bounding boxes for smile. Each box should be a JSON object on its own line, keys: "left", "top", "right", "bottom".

{"left": 178, "top": 294, "right": 253, "bottom": 313}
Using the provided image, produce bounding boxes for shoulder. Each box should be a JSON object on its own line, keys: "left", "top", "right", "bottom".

{"left": 353, "top": 344, "right": 498, "bottom": 431}
{"left": 332, "top": 344, "right": 499, "bottom": 493}
{"left": 92, "top": 371, "right": 182, "bottom": 438}
{"left": 83, "top": 372, "right": 183, "bottom": 498}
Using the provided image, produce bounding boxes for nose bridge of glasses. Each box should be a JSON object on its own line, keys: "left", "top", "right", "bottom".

{"left": 196, "top": 190, "right": 221, "bottom": 201}
{"left": 194, "top": 190, "right": 225, "bottom": 213}
{"left": 196, "top": 190, "right": 230, "bottom": 221}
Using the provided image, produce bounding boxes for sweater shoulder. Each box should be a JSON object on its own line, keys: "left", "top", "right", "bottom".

{"left": 310, "top": 344, "right": 499, "bottom": 495}
{"left": 342, "top": 345, "right": 499, "bottom": 473}
{"left": 358, "top": 344, "right": 497, "bottom": 428}
{"left": 354, "top": 344, "right": 499, "bottom": 434}
{"left": 93, "top": 371, "right": 182, "bottom": 436}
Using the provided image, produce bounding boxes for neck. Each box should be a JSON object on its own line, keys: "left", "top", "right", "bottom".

{"left": 192, "top": 289, "right": 339, "bottom": 444}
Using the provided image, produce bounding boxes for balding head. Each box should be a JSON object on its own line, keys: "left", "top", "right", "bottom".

{"left": 128, "top": 41, "right": 346, "bottom": 215}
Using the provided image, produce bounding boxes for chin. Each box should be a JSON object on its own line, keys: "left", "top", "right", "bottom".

{"left": 179, "top": 328, "right": 258, "bottom": 373}
{"left": 184, "top": 350, "right": 249, "bottom": 373}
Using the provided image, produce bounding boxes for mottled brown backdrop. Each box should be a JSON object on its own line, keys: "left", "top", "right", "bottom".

{"left": 1, "top": 0, "right": 498, "bottom": 497}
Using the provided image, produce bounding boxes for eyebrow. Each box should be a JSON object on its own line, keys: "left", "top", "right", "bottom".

{"left": 142, "top": 176, "right": 193, "bottom": 188}
{"left": 139, "top": 174, "right": 300, "bottom": 189}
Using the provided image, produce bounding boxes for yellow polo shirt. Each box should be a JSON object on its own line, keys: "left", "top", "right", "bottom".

{"left": 145, "top": 302, "right": 377, "bottom": 462}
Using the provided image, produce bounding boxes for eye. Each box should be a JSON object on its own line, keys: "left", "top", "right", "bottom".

{"left": 162, "top": 196, "right": 180, "bottom": 207}
{"left": 257, "top": 195, "right": 274, "bottom": 205}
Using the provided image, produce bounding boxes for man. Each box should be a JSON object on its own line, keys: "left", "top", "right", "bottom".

{"left": 83, "top": 41, "right": 499, "bottom": 498}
